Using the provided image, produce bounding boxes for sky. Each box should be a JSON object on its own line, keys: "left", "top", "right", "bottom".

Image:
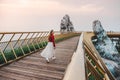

{"left": 0, "top": 0, "right": 120, "bottom": 32}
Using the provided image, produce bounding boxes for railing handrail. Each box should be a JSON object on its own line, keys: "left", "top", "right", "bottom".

{"left": 83, "top": 32, "right": 115, "bottom": 80}
{"left": 0, "top": 31, "right": 79, "bottom": 66}
{"left": 63, "top": 33, "right": 86, "bottom": 80}
{"left": 0, "top": 31, "right": 52, "bottom": 66}
{"left": 84, "top": 40, "right": 109, "bottom": 80}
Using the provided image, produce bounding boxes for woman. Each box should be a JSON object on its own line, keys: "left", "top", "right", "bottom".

{"left": 40, "top": 30, "right": 56, "bottom": 63}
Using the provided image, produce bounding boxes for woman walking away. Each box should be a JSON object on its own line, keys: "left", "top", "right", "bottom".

{"left": 40, "top": 30, "right": 56, "bottom": 63}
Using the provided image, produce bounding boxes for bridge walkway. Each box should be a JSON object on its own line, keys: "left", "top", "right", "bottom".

{"left": 0, "top": 36, "right": 80, "bottom": 80}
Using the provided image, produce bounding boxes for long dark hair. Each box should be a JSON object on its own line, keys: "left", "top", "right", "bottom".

{"left": 49, "top": 30, "right": 53, "bottom": 35}
{"left": 48, "top": 30, "right": 53, "bottom": 41}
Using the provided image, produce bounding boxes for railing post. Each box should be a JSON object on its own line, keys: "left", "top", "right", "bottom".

{"left": 21, "top": 33, "right": 31, "bottom": 53}
{"left": 0, "top": 34, "right": 8, "bottom": 63}
{"left": 28, "top": 32, "right": 36, "bottom": 51}
{"left": 32, "top": 32, "right": 41, "bottom": 49}
{"left": 13, "top": 33, "right": 25, "bottom": 55}
{"left": 0, "top": 48, "right": 7, "bottom": 63}
{"left": 38, "top": 32, "right": 44, "bottom": 48}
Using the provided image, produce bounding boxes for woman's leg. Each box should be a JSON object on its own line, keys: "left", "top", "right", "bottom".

{"left": 52, "top": 48, "right": 56, "bottom": 60}
{"left": 46, "top": 58, "right": 49, "bottom": 63}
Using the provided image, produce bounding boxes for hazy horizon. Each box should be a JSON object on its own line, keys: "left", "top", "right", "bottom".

{"left": 0, "top": 0, "right": 120, "bottom": 32}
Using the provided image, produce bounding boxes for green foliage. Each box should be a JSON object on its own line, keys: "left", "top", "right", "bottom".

{"left": 55, "top": 33, "right": 80, "bottom": 43}
{"left": 0, "top": 33, "right": 79, "bottom": 65}
{"left": 29, "top": 44, "right": 35, "bottom": 51}
{"left": 38, "top": 42, "right": 47, "bottom": 48}
{"left": 14, "top": 47, "right": 24, "bottom": 57}
{"left": 43, "top": 42, "right": 47, "bottom": 47}
{"left": 22, "top": 46, "right": 30, "bottom": 54}
{"left": 86, "top": 52, "right": 104, "bottom": 80}
{"left": 87, "top": 70, "right": 95, "bottom": 80}
{"left": 55, "top": 38, "right": 64, "bottom": 43}
{"left": 4, "top": 50, "right": 16, "bottom": 61}
{"left": 0, "top": 53, "right": 6, "bottom": 64}
{"left": 34, "top": 44, "right": 39, "bottom": 49}
{"left": 89, "top": 75, "right": 95, "bottom": 80}
{"left": 39, "top": 43, "right": 43, "bottom": 48}
{"left": 44, "top": 41, "right": 48, "bottom": 46}
{"left": 96, "top": 67, "right": 104, "bottom": 78}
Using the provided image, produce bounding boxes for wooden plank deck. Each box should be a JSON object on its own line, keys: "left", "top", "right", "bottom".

{"left": 0, "top": 36, "right": 80, "bottom": 80}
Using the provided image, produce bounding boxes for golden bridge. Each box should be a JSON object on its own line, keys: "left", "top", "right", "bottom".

{"left": 0, "top": 31, "right": 120, "bottom": 80}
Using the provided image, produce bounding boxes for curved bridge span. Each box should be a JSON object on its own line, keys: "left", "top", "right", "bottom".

{"left": 0, "top": 31, "right": 120, "bottom": 80}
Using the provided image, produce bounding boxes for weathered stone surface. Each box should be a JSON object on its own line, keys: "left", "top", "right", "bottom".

{"left": 60, "top": 14, "right": 74, "bottom": 33}
{"left": 92, "top": 20, "right": 120, "bottom": 79}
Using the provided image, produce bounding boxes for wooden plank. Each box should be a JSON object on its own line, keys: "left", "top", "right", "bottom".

{"left": 0, "top": 76, "right": 13, "bottom": 80}
{"left": 21, "top": 56, "right": 69, "bottom": 66}
{"left": 1, "top": 66, "right": 63, "bottom": 79}
{"left": 0, "top": 36, "right": 80, "bottom": 80}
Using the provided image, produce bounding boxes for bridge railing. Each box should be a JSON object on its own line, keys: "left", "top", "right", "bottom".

{"left": 83, "top": 40, "right": 111, "bottom": 80}
{"left": 0, "top": 31, "right": 51, "bottom": 66}
{"left": 63, "top": 32, "right": 115, "bottom": 80}
{"left": 83, "top": 32, "right": 115, "bottom": 80}
{"left": 63, "top": 33, "right": 86, "bottom": 80}
{"left": 0, "top": 31, "right": 79, "bottom": 66}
